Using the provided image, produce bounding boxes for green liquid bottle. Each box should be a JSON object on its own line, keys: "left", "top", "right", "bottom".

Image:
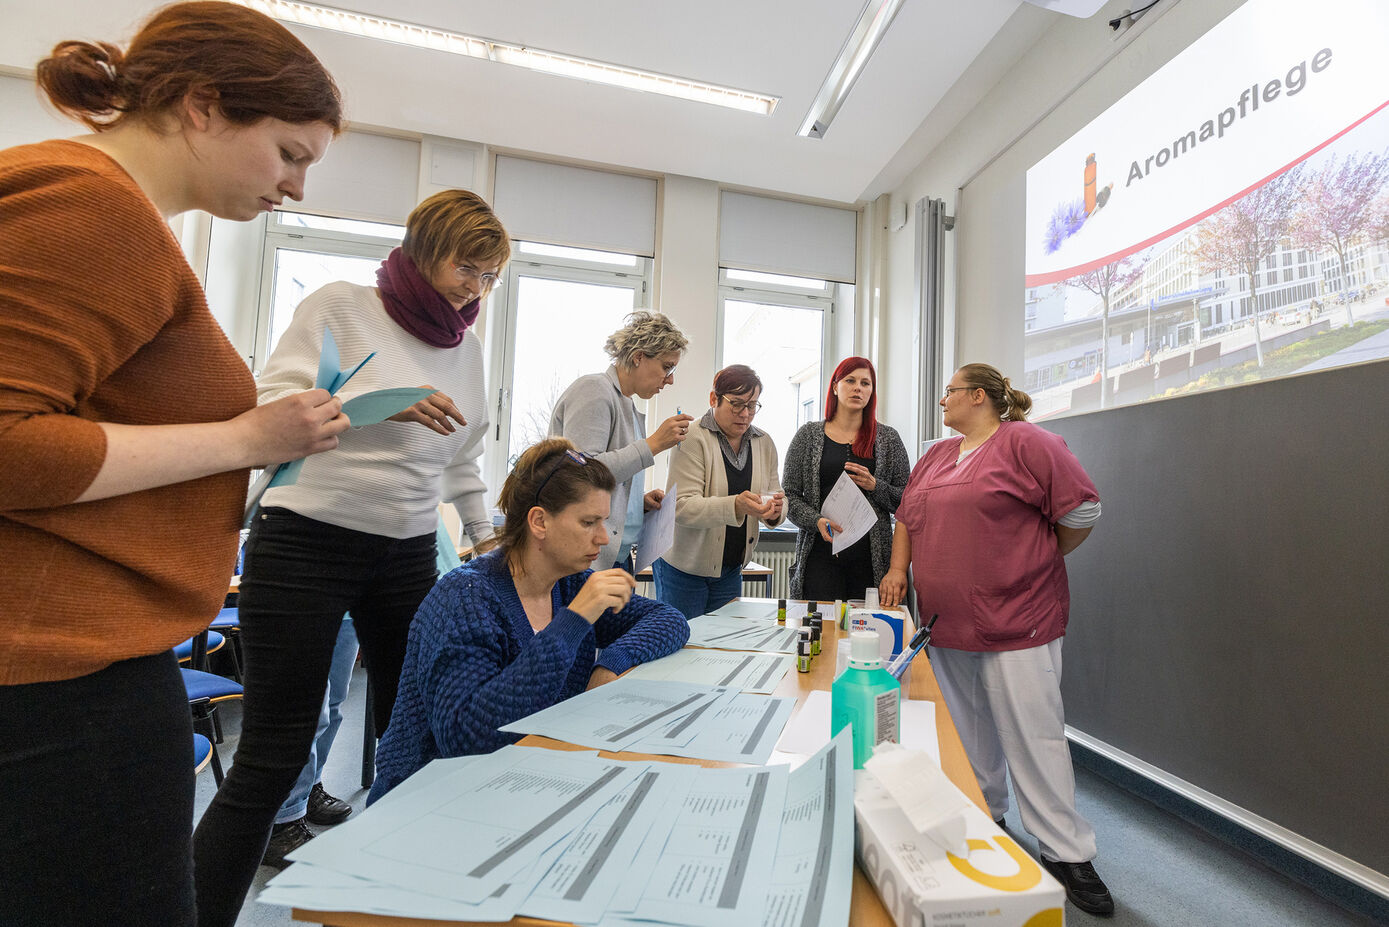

{"left": 831, "top": 631, "right": 901, "bottom": 769}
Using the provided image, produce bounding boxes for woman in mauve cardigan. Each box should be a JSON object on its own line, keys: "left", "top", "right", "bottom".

{"left": 369, "top": 439, "right": 689, "bottom": 801}
{"left": 781, "top": 357, "right": 910, "bottom": 601}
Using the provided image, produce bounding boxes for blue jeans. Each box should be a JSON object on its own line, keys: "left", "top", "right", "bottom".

{"left": 274, "top": 617, "right": 359, "bottom": 824}
{"left": 652, "top": 559, "right": 743, "bottom": 620}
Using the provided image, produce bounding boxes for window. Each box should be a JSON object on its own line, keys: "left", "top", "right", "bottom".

{"left": 717, "top": 269, "right": 834, "bottom": 461}
{"left": 487, "top": 242, "right": 652, "bottom": 491}
{"left": 254, "top": 211, "right": 404, "bottom": 370}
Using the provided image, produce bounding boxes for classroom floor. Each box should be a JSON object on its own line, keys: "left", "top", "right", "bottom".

{"left": 194, "top": 665, "right": 1379, "bottom": 927}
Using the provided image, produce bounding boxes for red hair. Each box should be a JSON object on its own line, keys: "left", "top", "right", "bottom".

{"left": 824, "top": 357, "right": 878, "bottom": 459}
{"left": 36, "top": 1, "right": 342, "bottom": 132}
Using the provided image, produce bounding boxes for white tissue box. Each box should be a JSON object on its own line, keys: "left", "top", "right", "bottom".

{"left": 853, "top": 770, "right": 1066, "bottom": 927}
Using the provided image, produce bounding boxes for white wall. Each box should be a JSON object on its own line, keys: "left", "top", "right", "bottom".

{"left": 879, "top": 0, "right": 1248, "bottom": 452}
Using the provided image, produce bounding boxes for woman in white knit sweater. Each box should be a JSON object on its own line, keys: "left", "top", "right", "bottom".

{"left": 193, "top": 190, "right": 509, "bottom": 925}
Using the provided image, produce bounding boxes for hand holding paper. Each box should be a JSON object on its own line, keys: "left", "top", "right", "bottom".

{"left": 821, "top": 470, "right": 877, "bottom": 554}
{"left": 634, "top": 483, "right": 677, "bottom": 573}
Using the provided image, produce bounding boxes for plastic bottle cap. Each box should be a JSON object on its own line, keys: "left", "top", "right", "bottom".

{"left": 849, "top": 630, "right": 883, "bottom": 668}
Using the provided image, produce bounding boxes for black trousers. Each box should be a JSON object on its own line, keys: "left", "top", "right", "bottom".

{"left": 0, "top": 651, "right": 196, "bottom": 927}
{"left": 192, "top": 507, "right": 436, "bottom": 927}
{"left": 801, "top": 534, "right": 876, "bottom": 602}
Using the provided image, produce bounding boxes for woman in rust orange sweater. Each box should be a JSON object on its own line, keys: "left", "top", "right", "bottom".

{"left": 0, "top": 5, "right": 349, "bottom": 925}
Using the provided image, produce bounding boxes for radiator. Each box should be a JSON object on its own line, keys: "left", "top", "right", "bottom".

{"left": 634, "top": 546, "right": 796, "bottom": 600}
{"left": 750, "top": 548, "right": 794, "bottom": 599}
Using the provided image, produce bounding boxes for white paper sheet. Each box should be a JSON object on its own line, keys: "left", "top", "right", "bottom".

{"left": 621, "top": 648, "right": 794, "bottom": 694}
{"left": 707, "top": 600, "right": 780, "bottom": 620}
{"left": 634, "top": 482, "right": 677, "bottom": 574}
{"left": 499, "top": 677, "right": 725, "bottom": 751}
{"left": 819, "top": 471, "right": 876, "bottom": 555}
{"left": 773, "top": 691, "right": 940, "bottom": 765}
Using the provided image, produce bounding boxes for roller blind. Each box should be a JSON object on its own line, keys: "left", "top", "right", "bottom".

{"left": 719, "top": 191, "right": 858, "bottom": 283}
{"left": 295, "top": 131, "right": 421, "bottom": 225}
{"left": 492, "top": 155, "right": 656, "bottom": 257}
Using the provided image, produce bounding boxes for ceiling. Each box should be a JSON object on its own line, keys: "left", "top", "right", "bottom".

{"left": 1, "top": 0, "right": 1052, "bottom": 203}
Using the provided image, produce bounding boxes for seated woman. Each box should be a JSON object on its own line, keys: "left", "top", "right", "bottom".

{"left": 368, "top": 438, "right": 690, "bottom": 801}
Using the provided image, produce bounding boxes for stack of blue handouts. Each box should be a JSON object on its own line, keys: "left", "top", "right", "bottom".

{"left": 259, "top": 727, "right": 855, "bottom": 926}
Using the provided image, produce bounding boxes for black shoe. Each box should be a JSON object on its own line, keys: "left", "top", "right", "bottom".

{"left": 1040, "top": 858, "right": 1115, "bottom": 917}
{"left": 261, "top": 818, "right": 315, "bottom": 870}
{"left": 306, "top": 782, "right": 353, "bottom": 825}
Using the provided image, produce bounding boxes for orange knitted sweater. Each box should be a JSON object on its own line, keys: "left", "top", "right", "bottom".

{"left": 0, "top": 140, "right": 256, "bottom": 685}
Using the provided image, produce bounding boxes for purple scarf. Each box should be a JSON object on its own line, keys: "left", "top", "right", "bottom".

{"left": 376, "top": 248, "right": 480, "bottom": 349}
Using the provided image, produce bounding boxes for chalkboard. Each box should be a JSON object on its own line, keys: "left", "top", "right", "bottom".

{"left": 1048, "top": 359, "right": 1388, "bottom": 876}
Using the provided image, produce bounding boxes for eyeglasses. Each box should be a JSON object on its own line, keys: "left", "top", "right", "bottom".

{"left": 533, "top": 449, "right": 587, "bottom": 508}
{"left": 941, "top": 386, "right": 977, "bottom": 400}
{"left": 720, "top": 396, "right": 762, "bottom": 415}
{"left": 454, "top": 263, "right": 501, "bottom": 289}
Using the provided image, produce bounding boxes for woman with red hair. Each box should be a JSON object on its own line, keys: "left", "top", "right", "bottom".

{"left": 781, "top": 357, "right": 909, "bottom": 601}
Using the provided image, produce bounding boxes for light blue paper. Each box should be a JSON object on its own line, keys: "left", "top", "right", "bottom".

{"left": 708, "top": 600, "right": 779, "bottom": 620}
{"left": 628, "top": 691, "right": 797, "bottom": 765}
{"left": 499, "top": 677, "right": 725, "bottom": 752}
{"left": 285, "top": 745, "right": 644, "bottom": 904}
{"left": 620, "top": 648, "right": 795, "bottom": 694}
{"left": 687, "top": 615, "right": 800, "bottom": 653}
{"left": 340, "top": 387, "right": 435, "bottom": 427}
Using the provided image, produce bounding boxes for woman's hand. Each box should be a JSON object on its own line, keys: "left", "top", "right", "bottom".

{"left": 586, "top": 667, "right": 619, "bottom": 690}
{"left": 238, "top": 389, "right": 350, "bottom": 466}
{"left": 817, "top": 516, "right": 843, "bottom": 543}
{"left": 844, "top": 462, "right": 876, "bottom": 493}
{"left": 388, "top": 387, "right": 467, "bottom": 435}
{"left": 647, "top": 413, "right": 695, "bottom": 454}
{"left": 878, "top": 568, "right": 908, "bottom": 608}
{"left": 643, "top": 488, "right": 665, "bottom": 511}
{"left": 733, "top": 490, "right": 774, "bottom": 521}
{"left": 568, "top": 569, "right": 637, "bottom": 624}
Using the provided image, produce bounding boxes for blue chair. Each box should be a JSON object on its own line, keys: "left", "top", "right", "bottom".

{"left": 207, "top": 607, "right": 243, "bottom": 681}
{"left": 193, "top": 733, "right": 215, "bottom": 778}
{"left": 174, "top": 631, "right": 225, "bottom": 671}
{"left": 182, "top": 668, "right": 243, "bottom": 785}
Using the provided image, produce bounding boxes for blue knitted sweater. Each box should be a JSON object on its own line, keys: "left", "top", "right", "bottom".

{"left": 369, "top": 549, "right": 689, "bottom": 802}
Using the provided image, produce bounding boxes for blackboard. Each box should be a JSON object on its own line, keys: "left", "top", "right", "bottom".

{"left": 1048, "top": 359, "right": 1389, "bottom": 875}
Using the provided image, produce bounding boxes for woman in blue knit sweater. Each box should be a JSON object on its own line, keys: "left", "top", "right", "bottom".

{"left": 369, "top": 438, "right": 690, "bottom": 800}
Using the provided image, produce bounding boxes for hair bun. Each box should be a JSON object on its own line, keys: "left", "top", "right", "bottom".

{"left": 36, "top": 40, "right": 127, "bottom": 123}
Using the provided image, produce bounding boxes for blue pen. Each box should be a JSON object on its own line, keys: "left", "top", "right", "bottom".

{"left": 887, "top": 614, "right": 939, "bottom": 679}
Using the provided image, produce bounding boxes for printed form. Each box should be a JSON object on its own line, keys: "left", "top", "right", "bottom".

{"left": 499, "top": 678, "right": 724, "bottom": 751}
{"left": 622, "top": 648, "right": 794, "bottom": 694}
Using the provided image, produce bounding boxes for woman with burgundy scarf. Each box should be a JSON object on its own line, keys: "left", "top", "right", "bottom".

{"left": 192, "top": 189, "right": 510, "bottom": 926}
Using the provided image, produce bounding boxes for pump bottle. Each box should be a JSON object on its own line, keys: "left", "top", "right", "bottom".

{"left": 831, "top": 630, "right": 901, "bottom": 768}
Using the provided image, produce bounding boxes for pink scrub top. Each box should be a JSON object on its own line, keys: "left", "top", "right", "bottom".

{"left": 895, "top": 421, "right": 1099, "bottom": 652}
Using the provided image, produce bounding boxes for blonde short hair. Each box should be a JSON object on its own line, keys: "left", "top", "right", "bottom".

{"left": 603, "top": 311, "right": 688, "bottom": 369}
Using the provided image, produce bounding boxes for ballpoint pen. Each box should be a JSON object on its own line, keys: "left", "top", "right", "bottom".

{"left": 887, "top": 614, "right": 939, "bottom": 679}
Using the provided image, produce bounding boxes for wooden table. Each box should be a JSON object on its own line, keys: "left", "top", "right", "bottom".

{"left": 294, "top": 599, "right": 986, "bottom": 927}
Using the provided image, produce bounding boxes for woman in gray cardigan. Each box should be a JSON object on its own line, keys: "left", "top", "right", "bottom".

{"left": 549, "top": 311, "right": 693, "bottom": 570}
{"left": 782, "top": 357, "right": 909, "bottom": 601}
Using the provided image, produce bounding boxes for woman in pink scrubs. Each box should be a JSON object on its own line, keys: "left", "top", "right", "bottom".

{"left": 879, "top": 363, "right": 1113, "bottom": 917}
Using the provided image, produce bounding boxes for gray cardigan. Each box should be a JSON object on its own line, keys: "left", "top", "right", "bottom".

{"left": 548, "top": 366, "right": 655, "bottom": 567}
{"left": 781, "top": 420, "right": 910, "bottom": 599}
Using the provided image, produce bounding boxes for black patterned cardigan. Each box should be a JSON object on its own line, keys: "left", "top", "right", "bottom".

{"left": 780, "top": 420, "right": 912, "bottom": 600}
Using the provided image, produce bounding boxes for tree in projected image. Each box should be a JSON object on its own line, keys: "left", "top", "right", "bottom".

{"left": 1193, "top": 163, "right": 1306, "bottom": 368}
{"left": 1061, "top": 255, "right": 1145, "bottom": 408}
{"left": 1291, "top": 150, "right": 1389, "bottom": 325}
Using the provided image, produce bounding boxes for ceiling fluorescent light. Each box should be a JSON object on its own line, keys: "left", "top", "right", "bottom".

{"left": 244, "top": 0, "right": 779, "bottom": 116}
{"left": 797, "top": 0, "right": 907, "bottom": 138}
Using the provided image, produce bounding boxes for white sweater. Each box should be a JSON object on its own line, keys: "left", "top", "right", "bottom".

{"left": 258, "top": 281, "right": 492, "bottom": 542}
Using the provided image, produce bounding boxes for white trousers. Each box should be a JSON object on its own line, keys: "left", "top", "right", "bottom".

{"left": 931, "top": 638, "right": 1098, "bottom": 864}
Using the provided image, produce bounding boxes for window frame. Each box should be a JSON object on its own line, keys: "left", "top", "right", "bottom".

{"left": 485, "top": 243, "right": 653, "bottom": 494}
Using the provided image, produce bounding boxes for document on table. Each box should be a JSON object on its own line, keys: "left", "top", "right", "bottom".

{"left": 758, "top": 729, "right": 855, "bottom": 927}
{"left": 774, "top": 690, "right": 940, "bottom": 765}
{"left": 518, "top": 763, "right": 698, "bottom": 924}
{"left": 605, "top": 764, "right": 791, "bottom": 927}
{"left": 629, "top": 689, "right": 796, "bottom": 765}
{"left": 634, "top": 483, "right": 677, "bottom": 574}
{"left": 707, "top": 600, "right": 779, "bottom": 619}
{"left": 285, "top": 745, "right": 643, "bottom": 904}
{"left": 622, "top": 648, "right": 794, "bottom": 694}
{"left": 499, "top": 677, "right": 725, "bottom": 751}
{"left": 687, "top": 615, "right": 800, "bottom": 653}
{"left": 820, "top": 471, "right": 877, "bottom": 554}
